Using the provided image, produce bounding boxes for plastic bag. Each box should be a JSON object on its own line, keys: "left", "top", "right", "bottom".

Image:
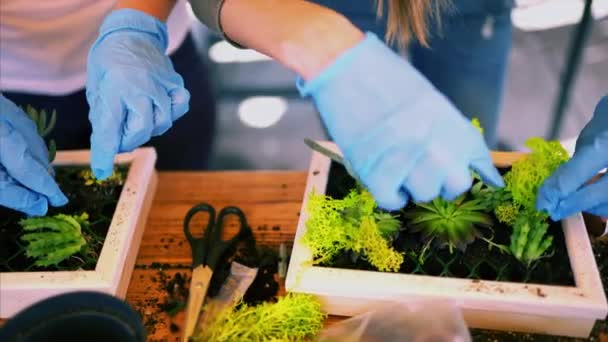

{"left": 197, "top": 262, "right": 258, "bottom": 332}
{"left": 317, "top": 300, "right": 471, "bottom": 342}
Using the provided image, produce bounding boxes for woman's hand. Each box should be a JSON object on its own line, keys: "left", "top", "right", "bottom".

{"left": 538, "top": 96, "right": 608, "bottom": 220}
{"left": 298, "top": 33, "right": 504, "bottom": 210}
{"left": 86, "top": 8, "right": 189, "bottom": 180}
{"left": 0, "top": 94, "right": 68, "bottom": 216}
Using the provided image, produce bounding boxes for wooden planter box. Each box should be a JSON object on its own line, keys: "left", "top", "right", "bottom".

{"left": 286, "top": 142, "right": 607, "bottom": 338}
{"left": 0, "top": 148, "right": 158, "bottom": 318}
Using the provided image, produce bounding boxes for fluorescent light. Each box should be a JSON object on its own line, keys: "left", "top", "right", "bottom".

{"left": 513, "top": 0, "right": 585, "bottom": 31}
{"left": 513, "top": 0, "right": 608, "bottom": 32}
{"left": 238, "top": 96, "right": 288, "bottom": 129}
{"left": 593, "top": 1, "right": 608, "bottom": 19}
{"left": 208, "top": 41, "right": 272, "bottom": 63}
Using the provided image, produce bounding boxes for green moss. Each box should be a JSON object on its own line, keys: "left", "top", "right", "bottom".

{"left": 352, "top": 217, "right": 403, "bottom": 272}
{"left": 494, "top": 203, "right": 520, "bottom": 226}
{"left": 302, "top": 190, "right": 360, "bottom": 264}
{"left": 193, "top": 293, "right": 326, "bottom": 342}
{"left": 80, "top": 168, "right": 125, "bottom": 187}
{"left": 19, "top": 213, "right": 89, "bottom": 267}
{"left": 302, "top": 188, "right": 402, "bottom": 271}
{"left": 505, "top": 137, "right": 569, "bottom": 211}
{"left": 471, "top": 117, "right": 484, "bottom": 135}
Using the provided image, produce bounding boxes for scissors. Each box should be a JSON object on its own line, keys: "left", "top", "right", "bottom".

{"left": 182, "top": 203, "right": 251, "bottom": 342}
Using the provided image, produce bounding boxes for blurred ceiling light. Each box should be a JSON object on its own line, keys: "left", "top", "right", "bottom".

{"left": 513, "top": 0, "right": 607, "bottom": 32}
{"left": 209, "top": 41, "right": 272, "bottom": 63}
{"left": 593, "top": 1, "right": 608, "bottom": 19}
{"left": 238, "top": 96, "right": 288, "bottom": 129}
{"left": 513, "top": 0, "right": 585, "bottom": 31}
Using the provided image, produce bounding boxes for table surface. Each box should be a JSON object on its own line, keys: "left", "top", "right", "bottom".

{"left": 126, "top": 171, "right": 314, "bottom": 341}
{"left": 4, "top": 171, "right": 606, "bottom": 340}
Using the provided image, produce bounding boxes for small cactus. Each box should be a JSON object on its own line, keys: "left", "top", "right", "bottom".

{"left": 509, "top": 212, "right": 553, "bottom": 267}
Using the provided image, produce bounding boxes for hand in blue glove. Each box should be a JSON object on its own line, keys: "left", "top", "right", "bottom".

{"left": 86, "top": 9, "right": 190, "bottom": 180}
{"left": 298, "top": 33, "right": 504, "bottom": 210}
{"left": 0, "top": 94, "right": 68, "bottom": 216}
{"left": 537, "top": 96, "right": 608, "bottom": 220}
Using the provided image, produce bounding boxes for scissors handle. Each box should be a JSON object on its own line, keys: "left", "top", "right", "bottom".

{"left": 215, "top": 206, "right": 249, "bottom": 242}
{"left": 183, "top": 203, "right": 215, "bottom": 268}
{"left": 204, "top": 206, "right": 251, "bottom": 269}
{"left": 183, "top": 203, "right": 252, "bottom": 269}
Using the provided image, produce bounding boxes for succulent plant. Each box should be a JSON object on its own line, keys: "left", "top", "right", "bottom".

{"left": 403, "top": 195, "right": 492, "bottom": 253}
{"left": 19, "top": 213, "right": 89, "bottom": 267}
{"left": 510, "top": 211, "right": 553, "bottom": 267}
{"left": 24, "top": 105, "right": 57, "bottom": 163}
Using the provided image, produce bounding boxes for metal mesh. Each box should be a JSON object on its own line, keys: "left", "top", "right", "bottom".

{"left": 400, "top": 244, "right": 513, "bottom": 281}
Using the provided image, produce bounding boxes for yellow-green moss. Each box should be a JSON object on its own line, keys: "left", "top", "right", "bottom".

{"left": 471, "top": 117, "right": 484, "bottom": 135}
{"left": 494, "top": 203, "right": 520, "bottom": 226}
{"left": 353, "top": 217, "right": 403, "bottom": 272}
{"left": 505, "top": 137, "right": 569, "bottom": 211}
{"left": 193, "top": 293, "right": 326, "bottom": 342}
{"left": 302, "top": 188, "right": 403, "bottom": 271}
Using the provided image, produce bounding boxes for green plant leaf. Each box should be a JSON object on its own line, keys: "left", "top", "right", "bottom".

{"left": 38, "top": 109, "right": 47, "bottom": 137}
{"left": 19, "top": 213, "right": 89, "bottom": 267}
{"left": 41, "top": 109, "right": 57, "bottom": 137}
{"left": 48, "top": 139, "right": 56, "bottom": 163}
{"left": 402, "top": 194, "right": 491, "bottom": 252}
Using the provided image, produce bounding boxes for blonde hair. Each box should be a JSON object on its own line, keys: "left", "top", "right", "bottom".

{"left": 377, "top": 0, "right": 446, "bottom": 48}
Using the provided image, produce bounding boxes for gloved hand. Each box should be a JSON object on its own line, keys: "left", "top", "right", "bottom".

{"left": 537, "top": 96, "right": 608, "bottom": 220}
{"left": 0, "top": 94, "right": 68, "bottom": 216}
{"left": 86, "top": 9, "right": 190, "bottom": 180}
{"left": 298, "top": 33, "right": 503, "bottom": 210}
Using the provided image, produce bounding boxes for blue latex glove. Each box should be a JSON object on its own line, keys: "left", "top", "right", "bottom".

{"left": 86, "top": 9, "right": 190, "bottom": 180}
{"left": 298, "top": 33, "right": 504, "bottom": 210}
{"left": 0, "top": 94, "right": 68, "bottom": 216}
{"left": 537, "top": 96, "right": 608, "bottom": 220}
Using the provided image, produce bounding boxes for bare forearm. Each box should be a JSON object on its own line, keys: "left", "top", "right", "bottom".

{"left": 220, "top": 0, "right": 364, "bottom": 80}
{"left": 115, "top": 0, "right": 177, "bottom": 21}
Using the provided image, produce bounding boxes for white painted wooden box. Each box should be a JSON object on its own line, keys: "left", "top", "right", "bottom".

{"left": 286, "top": 142, "right": 607, "bottom": 338}
{"left": 0, "top": 148, "right": 158, "bottom": 318}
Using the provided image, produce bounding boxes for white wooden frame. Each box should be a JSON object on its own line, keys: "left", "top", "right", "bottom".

{"left": 0, "top": 148, "right": 158, "bottom": 318}
{"left": 286, "top": 142, "right": 607, "bottom": 338}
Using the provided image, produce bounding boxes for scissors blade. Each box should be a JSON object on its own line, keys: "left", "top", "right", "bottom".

{"left": 182, "top": 265, "right": 213, "bottom": 342}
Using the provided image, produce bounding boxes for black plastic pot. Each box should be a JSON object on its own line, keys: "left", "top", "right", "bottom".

{"left": 0, "top": 291, "right": 146, "bottom": 342}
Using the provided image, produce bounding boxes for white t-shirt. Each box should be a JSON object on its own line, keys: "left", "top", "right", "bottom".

{"left": 0, "top": 0, "right": 191, "bottom": 95}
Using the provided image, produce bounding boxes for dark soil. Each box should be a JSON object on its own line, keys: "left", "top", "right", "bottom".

{"left": 0, "top": 165, "right": 127, "bottom": 272}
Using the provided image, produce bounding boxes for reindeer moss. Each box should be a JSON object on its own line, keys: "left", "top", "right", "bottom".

{"left": 193, "top": 293, "right": 326, "bottom": 342}
{"left": 303, "top": 188, "right": 402, "bottom": 272}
